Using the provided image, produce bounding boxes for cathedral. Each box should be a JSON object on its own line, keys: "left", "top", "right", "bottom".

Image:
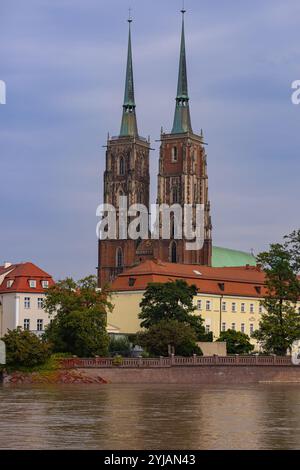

{"left": 98, "top": 10, "right": 212, "bottom": 287}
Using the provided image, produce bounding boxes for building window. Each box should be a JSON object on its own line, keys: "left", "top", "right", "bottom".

{"left": 205, "top": 325, "right": 210, "bottom": 334}
{"left": 222, "top": 322, "right": 226, "bottom": 332}
{"left": 259, "top": 305, "right": 263, "bottom": 314}
{"left": 172, "top": 187, "right": 179, "bottom": 204}
{"left": 24, "top": 297, "right": 30, "bottom": 309}
{"left": 197, "top": 300, "right": 202, "bottom": 311}
{"left": 24, "top": 319, "right": 30, "bottom": 331}
{"left": 29, "top": 280, "right": 36, "bottom": 288}
{"left": 250, "top": 304, "right": 255, "bottom": 314}
{"left": 222, "top": 301, "right": 227, "bottom": 312}
{"left": 6, "top": 280, "right": 13, "bottom": 288}
{"left": 250, "top": 324, "right": 254, "bottom": 335}
{"left": 241, "top": 303, "right": 246, "bottom": 313}
{"left": 38, "top": 298, "right": 44, "bottom": 309}
{"left": 119, "top": 156, "right": 125, "bottom": 175}
{"left": 231, "top": 323, "right": 236, "bottom": 331}
{"left": 232, "top": 302, "right": 236, "bottom": 313}
{"left": 41, "top": 280, "right": 49, "bottom": 289}
{"left": 171, "top": 146, "right": 178, "bottom": 162}
{"left": 241, "top": 323, "right": 245, "bottom": 333}
{"left": 206, "top": 300, "right": 211, "bottom": 311}
{"left": 170, "top": 241, "right": 177, "bottom": 263}
{"left": 37, "top": 319, "right": 44, "bottom": 332}
{"left": 116, "top": 247, "right": 123, "bottom": 268}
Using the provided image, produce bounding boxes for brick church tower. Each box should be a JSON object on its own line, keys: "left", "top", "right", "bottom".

{"left": 155, "top": 9, "right": 212, "bottom": 265}
{"left": 98, "top": 18, "right": 151, "bottom": 287}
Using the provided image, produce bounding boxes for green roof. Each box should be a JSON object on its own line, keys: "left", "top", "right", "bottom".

{"left": 212, "top": 246, "right": 256, "bottom": 268}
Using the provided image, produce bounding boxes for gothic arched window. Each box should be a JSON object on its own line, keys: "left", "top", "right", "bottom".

{"left": 116, "top": 247, "right": 123, "bottom": 268}
{"left": 119, "top": 156, "right": 125, "bottom": 176}
{"left": 170, "top": 241, "right": 177, "bottom": 264}
{"left": 172, "top": 187, "right": 179, "bottom": 204}
{"left": 172, "top": 146, "right": 178, "bottom": 162}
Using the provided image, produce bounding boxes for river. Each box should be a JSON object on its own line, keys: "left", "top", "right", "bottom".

{"left": 0, "top": 383, "right": 300, "bottom": 450}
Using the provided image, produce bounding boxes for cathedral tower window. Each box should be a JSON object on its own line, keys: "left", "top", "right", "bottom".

{"left": 171, "top": 146, "right": 178, "bottom": 162}
{"left": 119, "top": 156, "right": 125, "bottom": 175}
{"left": 116, "top": 247, "right": 123, "bottom": 268}
{"left": 170, "top": 241, "right": 177, "bottom": 263}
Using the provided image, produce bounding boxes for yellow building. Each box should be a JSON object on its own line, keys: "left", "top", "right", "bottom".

{"left": 107, "top": 259, "right": 300, "bottom": 348}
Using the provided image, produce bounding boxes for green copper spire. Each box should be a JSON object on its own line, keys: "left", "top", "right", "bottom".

{"left": 120, "top": 16, "right": 138, "bottom": 137}
{"left": 171, "top": 9, "right": 193, "bottom": 134}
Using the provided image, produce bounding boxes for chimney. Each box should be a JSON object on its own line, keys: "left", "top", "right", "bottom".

{"left": 4, "top": 262, "right": 12, "bottom": 269}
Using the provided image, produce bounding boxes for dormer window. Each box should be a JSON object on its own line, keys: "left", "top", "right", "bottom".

{"left": 6, "top": 280, "right": 13, "bottom": 288}
{"left": 29, "top": 280, "right": 36, "bottom": 288}
{"left": 41, "top": 280, "right": 49, "bottom": 289}
{"left": 171, "top": 146, "right": 178, "bottom": 162}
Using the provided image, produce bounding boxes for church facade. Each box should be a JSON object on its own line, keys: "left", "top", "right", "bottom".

{"left": 98, "top": 11, "right": 212, "bottom": 287}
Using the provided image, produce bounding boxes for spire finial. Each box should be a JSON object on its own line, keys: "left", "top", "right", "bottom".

{"left": 128, "top": 7, "right": 132, "bottom": 24}
{"left": 181, "top": 0, "right": 186, "bottom": 15}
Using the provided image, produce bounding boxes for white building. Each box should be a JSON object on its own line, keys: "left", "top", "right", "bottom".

{"left": 0, "top": 262, "right": 54, "bottom": 337}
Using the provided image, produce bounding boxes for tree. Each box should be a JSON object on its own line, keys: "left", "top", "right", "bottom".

{"left": 139, "top": 280, "right": 211, "bottom": 341}
{"left": 2, "top": 328, "right": 51, "bottom": 368}
{"left": 252, "top": 243, "right": 300, "bottom": 355}
{"left": 43, "top": 276, "right": 111, "bottom": 357}
{"left": 217, "top": 330, "right": 254, "bottom": 355}
{"left": 284, "top": 229, "right": 300, "bottom": 273}
{"left": 136, "top": 320, "right": 202, "bottom": 357}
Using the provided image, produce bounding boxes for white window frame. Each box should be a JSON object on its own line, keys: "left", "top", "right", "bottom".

{"left": 250, "top": 303, "right": 255, "bottom": 314}
{"left": 24, "top": 319, "right": 30, "bottom": 330}
{"left": 37, "top": 319, "right": 44, "bottom": 332}
{"left": 232, "top": 302, "right": 236, "bottom": 313}
{"left": 41, "top": 280, "right": 49, "bottom": 289}
{"left": 222, "top": 301, "right": 227, "bottom": 312}
{"left": 206, "top": 300, "right": 211, "bottom": 311}
{"left": 37, "top": 298, "right": 44, "bottom": 309}
{"left": 231, "top": 323, "right": 236, "bottom": 331}
{"left": 24, "top": 297, "right": 31, "bottom": 309}
{"left": 29, "top": 280, "right": 36, "bottom": 288}
{"left": 241, "top": 303, "right": 246, "bottom": 313}
{"left": 197, "top": 299, "right": 202, "bottom": 311}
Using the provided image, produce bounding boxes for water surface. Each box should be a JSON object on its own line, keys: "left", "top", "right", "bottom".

{"left": 0, "top": 383, "right": 300, "bottom": 450}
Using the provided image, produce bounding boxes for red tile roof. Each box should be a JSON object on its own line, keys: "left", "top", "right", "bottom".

{"left": 111, "top": 259, "right": 268, "bottom": 298}
{"left": 0, "top": 262, "right": 54, "bottom": 294}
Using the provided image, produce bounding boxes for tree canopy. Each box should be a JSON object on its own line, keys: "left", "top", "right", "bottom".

{"left": 217, "top": 330, "right": 254, "bottom": 355}
{"left": 139, "top": 279, "right": 211, "bottom": 341}
{"left": 253, "top": 240, "right": 300, "bottom": 355}
{"left": 43, "top": 276, "right": 111, "bottom": 357}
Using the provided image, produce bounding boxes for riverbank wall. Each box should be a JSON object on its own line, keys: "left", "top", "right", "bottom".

{"left": 3, "top": 356, "right": 300, "bottom": 385}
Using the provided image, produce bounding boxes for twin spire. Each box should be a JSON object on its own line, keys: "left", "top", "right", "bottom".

{"left": 119, "top": 10, "right": 193, "bottom": 138}
{"left": 120, "top": 16, "right": 138, "bottom": 137}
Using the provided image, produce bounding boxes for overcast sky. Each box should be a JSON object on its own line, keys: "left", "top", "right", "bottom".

{"left": 1, "top": 0, "right": 300, "bottom": 279}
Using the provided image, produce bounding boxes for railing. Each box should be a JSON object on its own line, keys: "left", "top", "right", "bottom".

{"left": 60, "top": 355, "right": 293, "bottom": 369}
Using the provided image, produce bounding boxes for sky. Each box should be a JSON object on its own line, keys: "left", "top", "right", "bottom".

{"left": 1, "top": 0, "right": 300, "bottom": 280}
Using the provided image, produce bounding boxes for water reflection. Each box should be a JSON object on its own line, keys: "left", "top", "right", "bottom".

{"left": 0, "top": 384, "right": 300, "bottom": 449}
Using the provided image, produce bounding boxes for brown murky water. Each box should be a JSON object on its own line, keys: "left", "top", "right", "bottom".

{"left": 0, "top": 383, "right": 300, "bottom": 450}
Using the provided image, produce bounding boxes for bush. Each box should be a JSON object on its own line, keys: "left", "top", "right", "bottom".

{"left": 217, "top": 330, "right": 254, "bottom": 355}
{"left": 109, "top": 336, "right": 131, "bottom": 357}
{"left": 136, "top": 319, "right": 203, "bottom": 357}
{"left": 2, "top": 328, "right": 51, "bottom": 368}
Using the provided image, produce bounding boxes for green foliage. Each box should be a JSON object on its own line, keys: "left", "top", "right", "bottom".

{"left": 217, "top": 330, "right": 254, "bottom": 355}
{"left": 139, "top": 280, "right": 209, "bottom": 341}
{"left": 284, "top": 229, "right": 300, "bottom": 273}
{"left": 136, "top": 319, "right": 203, "bottom": 357}
{"left": 2, "top": 328, "right": 51, "bottom": 368}
{"left": 43, "top": 276, "right": 111, "bottom": 357}
{"left": 112, "top": 355, "right": 123, "bottom": 366}
{"left": 253, "top": 241, "right": 300, "bottom": 355}
{"left": 109, "top": 336, "right": 131, "bottom": 357}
